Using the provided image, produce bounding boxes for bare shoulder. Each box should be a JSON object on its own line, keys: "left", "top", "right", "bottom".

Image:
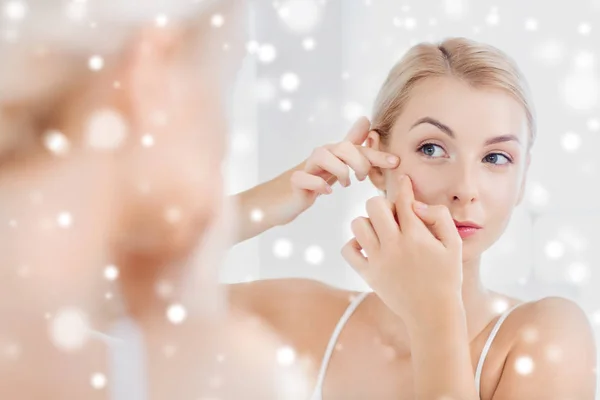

{"left": 226, "top": 278, "right": 361, "bottom": 356}
{"left": 227, "top": 278, "right": 357, "bottom": 321}
{"left": 491, "top": 296, "right": 597, "bottom": 399}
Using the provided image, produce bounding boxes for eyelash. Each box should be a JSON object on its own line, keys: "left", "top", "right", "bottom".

{"left": 417, "top": 143, "right": 514, "bottom": 165}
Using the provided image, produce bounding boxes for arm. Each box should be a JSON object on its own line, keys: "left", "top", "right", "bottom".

{"left": 231, "top": 161, "right": 305, "bottom": 244}
{"left": 230, "top": 117, "right": 399, "bottom": 245}
{"left": 492, "top": 297, "right": 597, "bottom": 400}
{"left": 408, "top": 297, "right": 479, "bottom": 400}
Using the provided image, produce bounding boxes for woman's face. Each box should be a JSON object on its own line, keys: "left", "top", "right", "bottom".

{"left": 371, "top": 76, "right": 531, "bottom": 263}
{"left": 0, "top": 17, "right": 244, "bottom": 322}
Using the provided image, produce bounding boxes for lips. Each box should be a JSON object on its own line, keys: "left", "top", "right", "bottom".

{"left": 453, "top": 220, "right": 482, "bottom": 229}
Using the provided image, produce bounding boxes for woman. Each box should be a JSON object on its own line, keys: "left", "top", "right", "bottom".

{"left": 230, "top": 37, "right": 597, "bottom": 399}
{"left": 0, "top": 1, "right": 307, "bottom": 399}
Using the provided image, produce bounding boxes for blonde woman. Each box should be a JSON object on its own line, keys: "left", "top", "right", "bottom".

{"left": 231, "top": 37, "right": 597, "bottom": 399}
{"left": 0, "top": 1, "right": 308, "bottom": 399}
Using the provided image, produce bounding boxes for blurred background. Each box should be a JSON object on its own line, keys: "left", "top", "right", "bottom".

{"left": 222, "top": 0, "right": 600, "bottom": 375}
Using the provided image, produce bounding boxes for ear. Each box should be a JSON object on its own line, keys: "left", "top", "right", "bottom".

{"left": 366, "top": 130, "right": 387, "bottom": 193}
{"left": 516, "top": 152, "right": 532, "bottom": 206}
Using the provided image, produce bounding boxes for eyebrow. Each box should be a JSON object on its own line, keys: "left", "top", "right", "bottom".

{"left": 410, "top": 116, "right": 521, "bottom": 146}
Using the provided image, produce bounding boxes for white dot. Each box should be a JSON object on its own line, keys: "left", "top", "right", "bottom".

{"left": 521, "top": 326, "right": 539, "bottom": 343}
{"left": 341, "top": 71, "right": 350, "bottom": 80}
{"left": 279, "top": 99, "right": 293, "bottom": 112}
{"left": 486, "top": 11, "right": 499, "bottom": 26}
{"left": 250, "top": 208, "right": 264, "bottom": 222}
{"left": 280, "top": 72, "right": 300, "bottom": 92}
{"left": 304, "top": 245, "right": 324, "bottom": 265}
{"left": 105, "top": 292, "right": 113, "bottom": 300}
{"left": 141, "top": 134, "right": 154, "bottom": 147}
{"left": 258, "top": 44, "right": 277, "bottom": 63}
{"left": 492, "top": 298, "right": 509, "bottom": 313}
{"left": 167, "top": 304, "right": 187, "bottom": 324}
{"left": 545, "top": 240, "right": 565, "bottom": 259}
{"left": 401, "top": 5, "right": 410, "bottom": 12}
{"left": 444, "top": 0, "right": 466, "bottom": 18}
{"left": 591, "top": 310, "right": 600, "bottom": 326}
{"left": 163, "top": 344, "right": 177, "bottom": 357}
{"left": 429, "top": 17, "right": 438, "bottom": 26}
{"left": 302, "top": 37, "right": 316, "bottom": 50}
{"left": 49, "top": 307, "right": 90, "bottom": 351}
{"left": 156, "top": 280, "right": 174, "bottom": 299}
{"left": 525, "top": 18, "right": 538, "bottom": 31}
{"left": 88, "top": 55, "right": 104, "bottom": 71}
{"left": 278, "top": 0, "right": 322, "bottom": 34}
{"left": 57, "top": 212, "right": 73, "bottom": 228}
{"left": 103, "top": 265, "right": 119, "bottom": 281}
{"left": 546, "top": 344, "right": 562, "bottom": 362}
{"left": 273, "top": 239, "right": 293, "bottom": 259}
{"left": 578, "top": 22, "right": 592, "bottom": 35}
{"left": 277, "top": 346, "right": 296, "bottom": 366}
{"left": 211, "top": 14, "right": 225, "bottom": 27}
{"left": 85, "top": 109, "right": 128, "bottom": 150}
{"left": 565, "top": 262, "right": 590, "bottom": 285}
{"left": 65, "top": 1, "right": 87, "bottom": 21}
{"left": 343, "top": 102, "right": 365, "bottom": 122}
{"left": 561, "top": 131, "right": 582, "bottom": 152}
{"left": 528, "top": 182, "right": 550, "bottom": 207}
{"left": 90, "top": 373, "right": 107, "bottom": 389}
{"left": 4, "top": 1, "right": 27, "bottom": 20}
{"left": 113, "top": 81, "right": 121, "bottom": 89}
{"left": 514, "top": 356, "right": 534, "bottom": 375}
{"left": 164, "top": 206, "right": 182, "bottom": 224}
{"left": 43, "top": 130, "right": 71, "bottom": 156}
{"left": 216, "top": 353, "right": 225, "bottom": 363}
{"left": 404, "top": 17, "right": 417, "bottom": 30}
{"left": 563, "top": 71, "right": 599, "bottom": 111}
{"left": 155, "top": 14, "right": 168, "bottom": 27}
{"left": 4, "top": 343, "right": 21, "bottom": 359}
{"left": 534, "top": 40, "right": 564, "bottom": 66}
{"left": 246, "top": 40, "right": 260, "bottom": 54}
{"left": 8, "top": 219, "right": 17, "bottom": 228}
{"left": 255, "top": 79, "right": 277, "bottom": 103}
{"left": 587, "top": 118, "right": 600, "bottom": 131}
{"left": 575, "top": 51, "right": 595, "bottom": 69}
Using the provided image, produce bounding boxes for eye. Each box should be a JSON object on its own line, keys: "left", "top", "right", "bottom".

{"left": 418, "top": 143, "right": 446, "bottom": 158}
{"left": 483, "top": 153, "right": 512, "bottom": 166}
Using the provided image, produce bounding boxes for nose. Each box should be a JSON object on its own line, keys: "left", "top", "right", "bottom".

{"left": 449, "top": 163, "right": 479, "bottom": 205}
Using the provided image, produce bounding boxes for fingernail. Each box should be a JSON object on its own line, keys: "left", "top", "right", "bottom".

{"left": 326, "top": 184, "right": 333, "bottom": 193}
{"left": 387, "top": 156, "right": 399, "bottom": 165}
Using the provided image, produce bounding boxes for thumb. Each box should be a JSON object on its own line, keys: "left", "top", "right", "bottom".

{"left": 344, "top": 116, "right": 371, "bottom": 145}
{"left": 412, "top": 202, "right": 461, "bottom": 248}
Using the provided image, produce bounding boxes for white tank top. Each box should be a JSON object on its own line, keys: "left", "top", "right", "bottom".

{"left": 309, "top": 292, "right": 522, "bottom": 400}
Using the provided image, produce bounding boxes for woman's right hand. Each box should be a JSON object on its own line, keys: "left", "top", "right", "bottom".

{"left": 287, "top": 117, "right": 400, "bottom": 218}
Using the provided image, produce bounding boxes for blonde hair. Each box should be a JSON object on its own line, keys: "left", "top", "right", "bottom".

{"left": 371, "top": 37, "right": 536, "bottom": 149}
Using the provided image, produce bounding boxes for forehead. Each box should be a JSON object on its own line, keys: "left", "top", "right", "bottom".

{"left": 394, "top": 76, "right": 528, "bottom": 141}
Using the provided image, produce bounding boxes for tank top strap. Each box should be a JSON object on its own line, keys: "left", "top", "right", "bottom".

{"left": 474, "top": 303, "right": 523, "bottom": 398}
{"left": 310, "top": 291, "right": 370, "bottom": 400}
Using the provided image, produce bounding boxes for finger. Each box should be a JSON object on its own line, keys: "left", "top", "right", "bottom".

{"left": 389, "top": 174, "right": 422, "bottom": 234}
{"left": 358, "top": 147, "right": 400, "bottom": 169}
{"left": 290, "top": 171, "right": 332, "bottom": 195}
{"left": 344, "top": 116, "right": 371, "bottom": 145}
{"left": 413, "top": 203, "right": 462, "bottom": 249}
{"left": 330, "top": 141, "right": 371, "bottom": 181}
{"left": 341, "top": 238, "right": 369, "bottom": 273}
{"left": 350, "top": 216, "right": 379, "bottom": 256}
{"left": 365, "top": 196, "right": 399, "bottom": 241}
{"left": 305, "top": 147, "right": 351, "bottom": 187}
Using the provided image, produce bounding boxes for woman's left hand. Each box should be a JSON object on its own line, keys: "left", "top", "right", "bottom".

{"left": 341, "top": 174, "right": 464, "bottom": 328}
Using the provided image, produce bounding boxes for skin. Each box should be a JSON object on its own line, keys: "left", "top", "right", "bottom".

{"left": 231, "top": 76, "right": 597, "bottom": 399}
{"left": 0, "top": 4, "right": 308, "bottom": 399}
